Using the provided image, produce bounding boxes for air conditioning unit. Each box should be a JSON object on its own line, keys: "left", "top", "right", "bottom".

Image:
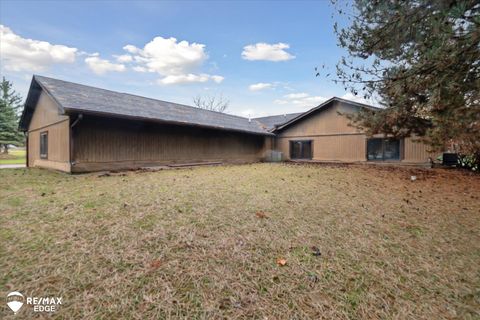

{"left": 265, "top": 150, "right": 283, "bottom": 162}
{"left": 442, "top": 153, "right": 458, "bottom": 166}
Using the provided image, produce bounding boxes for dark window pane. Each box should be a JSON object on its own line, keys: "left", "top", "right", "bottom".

{"left": 367, "top": 138, "right": 400, "bottom": 161}
{"left": 290, "top": 140, "right": 312, "bottom": 159}
{"left": 384, "top": 139, "right": 400, "bottom": 160}
{"left": 290, "top": 141, "right": 300, "bottom": 158}
{"left": 367, "top": 139, "right": 383, "bottom": 160}
{"left": 302, "top": 141, "right": 312, "bottom": 159}
{"left": 40, "top": 132, "right": 48, "bottom": 159}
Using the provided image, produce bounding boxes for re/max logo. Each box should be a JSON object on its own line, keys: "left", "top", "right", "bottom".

{"left": 26, "top": 297, "right": 63, "bottom": 305}
{"left": 6, "top": 291, "right": 63, "bottom": 314}
{"left": 27, "top": 296, "right": 63, "bottom": 312}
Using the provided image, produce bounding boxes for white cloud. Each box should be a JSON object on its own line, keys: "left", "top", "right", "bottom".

{"left": 292, "top": 96, "right": 327, "bottom": 106}
{"left": 275, "top": 92, "right": 328, "bottom": 107}
{"left": 341, "top": 92, "right": 381, "bottom": 107}
{"left": 85, "top": 56, "right": 126, "bottom": 75}
{"left": 211, "top": 75, "right": 224, "bottom": 83}
{"left": 341, "top": 92, "right": 370, "bottom": 104}
{"left": 114, "top": 54, "right": 133, "bottom": 63}
{"left": 157, "top": 73, "right": 224, "bottom": 85}
{"left": 123, "top": 44, "right": 139, "bottom": 54}
{"left": 238, "top": 109, "right": 269, "bottom": 118}
{"left": 0, "top": 24, "right": 77, "bottom": 72}
{"left": 124, "top": 36, "right": 222, "bottom": 85}
{"left": 158, "top": 74, "right": 208, "bottom": 85}
{"left": 132, "top": 66, "right": 148, "bottom": 72}
{"left": 242, "top": 42, "right": 295, "bottom": 61}
{"left": 0, "top": 24, "right": 223, "bottom": 83}
{"left": 274, "top": 99, "right": 289, "bottom": 105}
{"left": 125, "top": 37, "right": 207, "bottom": 75}
{"left": 240, "top": 109, "right": 255, "bottom": 117}
{"left": 284, "top": 92, "right": 309, "bottom": 99}
{"left": 249, "top": 82, "right": 272, "bottom": 91}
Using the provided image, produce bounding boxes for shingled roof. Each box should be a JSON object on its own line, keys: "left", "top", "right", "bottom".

{"left": 253, "top": 113, "right": 304, "bottom": 130}
{"left": 19, "top": 75, "right": 272, "bottom": 135}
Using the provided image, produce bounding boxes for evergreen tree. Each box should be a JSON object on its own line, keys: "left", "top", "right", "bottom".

{"left": 328, "top": 0, "right": 480, "bottom": 156}
{"left": 0, "top": 77, "right": 24, "bottom": 153}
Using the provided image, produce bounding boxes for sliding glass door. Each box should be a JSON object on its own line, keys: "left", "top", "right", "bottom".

{"left": 290, "top": 140, "right": 313, "bottom": 159}
{"left": 367, "top": 138, "right": 401, "bottom": 161}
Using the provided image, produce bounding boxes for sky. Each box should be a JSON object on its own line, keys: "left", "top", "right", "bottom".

{"left": 0, "top": 0, "right": 364, "bottom": 118}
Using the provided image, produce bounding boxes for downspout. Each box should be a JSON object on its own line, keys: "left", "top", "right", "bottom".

{"left": 24, "top": 132, "right": 29, "bottom": 168}
{"left": 272, "top": 126, "right": 278, "bottom": 151}
{"left": 69, "top": 114, "right": 83, "bottom": 169}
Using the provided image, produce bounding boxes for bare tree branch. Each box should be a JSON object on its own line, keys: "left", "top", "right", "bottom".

{"left": 192, "top": 94, "right": 230, "bottom": 113}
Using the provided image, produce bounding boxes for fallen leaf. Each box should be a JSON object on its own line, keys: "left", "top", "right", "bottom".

{"left": 256, "top": 211, "right": 268, "bottom": 219}
{"left": 149, "top": 259, "right": 162, "bottom": 270}
{"left": 277, "top": 258, "right": 287, "bottom": 266}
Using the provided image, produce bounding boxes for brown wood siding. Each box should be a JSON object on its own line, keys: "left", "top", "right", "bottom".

{"left": 404, "top": 137, "right": 437, "bottom": 163}
{"left": 27, "top": 91, "right": 71, "bottom": 172}
{"left": 29, "top": 92, "right": 68, "bottom": 130}
{"left": 71, "top": 115, "right": 267, "bottom": 172}
{"left": 279, "top": 101, "right": 361, "bottom": 137}
{"left": 276, "top": 102, "right": 437, "bottom": 163}
{"left": 277, "top": 134, "right": 367, "bottom": 161}
{"left": 276, "top": 102, "right": 366, "bottom": 161}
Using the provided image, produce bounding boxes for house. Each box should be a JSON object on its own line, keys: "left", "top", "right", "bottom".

{"left": 265, "top": 98, "right": 436, "bottom": 163}
{"left": 19, "top": 76, "right": 436, "bottom": 173}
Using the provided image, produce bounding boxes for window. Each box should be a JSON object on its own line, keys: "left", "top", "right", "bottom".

{"left": 290, "top": 140, "right": 313, "bottom": 159}
{"left": 40, "top": 131, "right": 48, "bottom": 159}
{"left": 367, "top": 138, "right": 401, "bottom": 161}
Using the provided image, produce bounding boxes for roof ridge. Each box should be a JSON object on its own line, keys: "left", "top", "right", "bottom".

{"left": 331, "top": 96, "right": 380, "bottom": 110}
{"left": 253, "top": 112, "right": 303, "bottom": 120}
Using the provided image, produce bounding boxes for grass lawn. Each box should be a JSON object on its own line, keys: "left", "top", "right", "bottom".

{"left": 0, "top": 149, "right": 26, "bottom": 165}
{"left": 0, "top": 163, "right": 479, "bottom": 319}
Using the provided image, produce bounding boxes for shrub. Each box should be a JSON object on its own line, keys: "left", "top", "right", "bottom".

{"left": 457, "top": 153, "right": 480, "bottom": 172}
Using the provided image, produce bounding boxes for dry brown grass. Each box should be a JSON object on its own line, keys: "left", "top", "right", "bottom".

{"left": 0, "top": 163, "right": 479, "bottom": 319}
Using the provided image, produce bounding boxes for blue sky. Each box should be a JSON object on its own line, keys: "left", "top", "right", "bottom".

{"left": 0, "top": 0, "right": 361, "bottom": 117}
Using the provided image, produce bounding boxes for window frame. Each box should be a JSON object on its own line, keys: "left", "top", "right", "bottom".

{"left": 366, "top": 138, "right": 402, "bottom": 161}
{"left": 289, "top": 140, "right": 313, "bottom": 160}
{"left": 40, "top": 131, "right": 48, "bottom": 159}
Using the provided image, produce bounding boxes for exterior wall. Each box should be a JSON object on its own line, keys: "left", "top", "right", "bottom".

{"left": 278, "top": 101, "right": 361, "bottom": 137}
{"left": 276, "top": 101, "right": 436, "bottom": 163}
{"left": 27, "top": 92, "right": 71, "bottom": 172}
{"left": 276, "top": 101, "right": 366, "bottom": 162}
{"left": 277, "top": 134, "right": 367, "bottom": 162}
{"left": 71, "top": 115, "right": 268, "bottom": 172}
{"left": 403, "top": 136, "right": 437, "bottom": 163}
